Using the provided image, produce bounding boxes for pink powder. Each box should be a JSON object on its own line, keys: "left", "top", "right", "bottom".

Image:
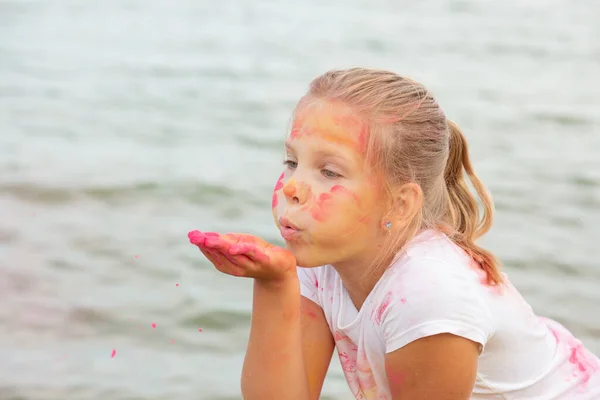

{"left": 151, "top": 323, "right": 156, "bottom": 328}
{"left": 198, "top": 328, "right": 203, "bottom": 332}
{"left": 339, "top": 351, "right": 357, "bottom": 373}
{"left": 111, "top": 349, "right": 116, "bottom": 358}
{"left": 547, "top": 321, "right": 600, "bottom": 385}
{"left": 310, "top": 192, "right": 333, "bottom": 222}
{"left": 372, "top": 292, "right": 393, "bottom": 325}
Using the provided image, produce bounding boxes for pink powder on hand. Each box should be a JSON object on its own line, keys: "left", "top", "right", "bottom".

{"left": 188, "top": 230, "right": 206, "bottom": 246}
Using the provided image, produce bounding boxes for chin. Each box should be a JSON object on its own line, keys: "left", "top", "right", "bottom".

{"left": 286, "top": 242, "right": 335, "bottom": 268}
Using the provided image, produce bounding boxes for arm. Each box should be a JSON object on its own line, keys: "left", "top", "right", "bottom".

{"left": 385, "top": 333, "right": 479, "bottom": 400}
{"left": 241, "top": 278, "right": 309, "bottom": 399}
{"left": 186, "top": 231, "right": 334, "bottom": 400}
{"left": 241, "top": 280, "right": 335, "bottom": 400}
{"left": 300, "top": 296, "right": 335, "bottom": 399}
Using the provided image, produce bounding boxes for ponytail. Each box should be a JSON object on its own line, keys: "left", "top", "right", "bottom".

{"left": 444, "top": 121, "right": 503, "bottom": 285}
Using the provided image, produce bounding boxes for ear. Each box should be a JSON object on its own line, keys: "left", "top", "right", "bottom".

{"left": 390, "top": 182, "right": 422, "bottom": 227}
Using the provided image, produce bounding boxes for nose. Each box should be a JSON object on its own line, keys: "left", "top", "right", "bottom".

{"left": 283, "top": 178, "right": 310, "bottom": 205}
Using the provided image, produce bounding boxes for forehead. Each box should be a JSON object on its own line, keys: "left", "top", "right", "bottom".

{"left": 290, "top": 101, "right": 367, "bottom": 154}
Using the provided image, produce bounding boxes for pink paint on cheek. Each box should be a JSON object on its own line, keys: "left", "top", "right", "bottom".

{"left": 310, "top": 193, "right": 333, "bottom": 222}
{"left": 330, "top": 185, "right": 361, "bottom": 205}
{"left": 272, "top": 173, "right": 285, "bottom": 209}
{"left": 274, "top": 173, "right": 284, "bottom": 190}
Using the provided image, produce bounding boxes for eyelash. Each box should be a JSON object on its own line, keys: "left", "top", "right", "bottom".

{"left": 283, "top": 160, "right": 342, "bottom": 179}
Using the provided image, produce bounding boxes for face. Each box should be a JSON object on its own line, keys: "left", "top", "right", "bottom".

{"left": 272, "top": 101, "right": 386, "bottom": 268}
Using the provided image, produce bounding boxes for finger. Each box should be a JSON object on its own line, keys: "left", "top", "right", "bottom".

{"left": 188, "top": 230, "right": 206, "bottom": 247}
{"left": 207, "top": 249, "right": 250, "bottom": 277}
{"left": 204, "top": 234, "right": 234, "bottom": 252}
{"left": 229, "top": 242, "right": 270, "bottom": 264}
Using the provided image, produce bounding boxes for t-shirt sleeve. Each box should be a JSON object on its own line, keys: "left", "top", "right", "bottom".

{"left": 380, "top": 257, "right": 495, "bottom": 354}
{"left": 297, "top": 266, "right": 320, "bottom": 306}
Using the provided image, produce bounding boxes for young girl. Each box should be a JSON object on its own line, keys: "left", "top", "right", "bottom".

{"left": 188, "top": 68, "right": 600, "bottom": 399}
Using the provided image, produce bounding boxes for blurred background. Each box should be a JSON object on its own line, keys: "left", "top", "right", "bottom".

{"left": 0, "top": 0, "right": 598, "bottom": 399}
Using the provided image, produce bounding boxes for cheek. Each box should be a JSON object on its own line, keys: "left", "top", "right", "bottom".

{"left": 309, "top": 185, "right": 370, "bottom": 227}
{"left": 271, "top": 172, "right": 285, "bottom": 209}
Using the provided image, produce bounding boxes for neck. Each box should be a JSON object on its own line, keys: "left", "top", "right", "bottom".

{"left": 331, "top": 249, "right": 392, "bottom": 311}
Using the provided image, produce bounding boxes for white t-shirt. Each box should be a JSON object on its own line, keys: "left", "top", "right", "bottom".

{"left": 297, "top": 230, "right": 600, "bottom": 399}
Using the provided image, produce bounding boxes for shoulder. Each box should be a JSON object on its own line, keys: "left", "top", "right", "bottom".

{"left": 373, "top": 231, "right": 496, "bottom": 353}
{"left": 297, "top": 265, "right": 336, "bottom": 306}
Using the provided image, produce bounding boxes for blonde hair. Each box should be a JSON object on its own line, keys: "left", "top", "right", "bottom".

{"left": 295, "top": 68, "right": 503, "bottom": 285}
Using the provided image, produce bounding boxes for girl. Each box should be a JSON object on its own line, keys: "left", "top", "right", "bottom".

{"left": 188, "top": 68, "right": 600, "bottom": 399}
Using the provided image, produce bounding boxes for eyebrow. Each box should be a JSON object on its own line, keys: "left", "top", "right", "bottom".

{"left": 285, "top": 142, "right": 351, "bottom": 162}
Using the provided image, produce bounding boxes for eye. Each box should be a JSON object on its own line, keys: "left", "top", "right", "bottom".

{"left": 283, "top": 160, "right": 297, "bottom": 170}
{"left": 322, "top": 169, "right": 342, "bottom": 179}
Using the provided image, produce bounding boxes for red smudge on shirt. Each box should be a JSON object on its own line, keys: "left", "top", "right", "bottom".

{"left": 373, "top": 292, "right": 393, "bottom": 325}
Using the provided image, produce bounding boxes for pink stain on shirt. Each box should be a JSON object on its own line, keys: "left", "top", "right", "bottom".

{"left": 546, "top": 319, "right": 600, "bottom": 385}
{"left": 373, "top": 292, "right": 393, "bottom": 325}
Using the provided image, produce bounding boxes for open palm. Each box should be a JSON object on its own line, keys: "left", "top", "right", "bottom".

{"left": 188, "top": 231, "right": 297, "bottom": 281}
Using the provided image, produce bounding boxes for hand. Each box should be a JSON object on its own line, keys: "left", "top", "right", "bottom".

{"left": 188, "top": 231, "right": 297, "bottom": 282}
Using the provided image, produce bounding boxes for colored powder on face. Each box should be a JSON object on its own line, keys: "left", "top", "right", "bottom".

{"left": 272, "top": 173, "right": 285, "bottom": 208}
{"left": 283, "top": 178, "right": 297, "bottom": 198}
{"left": 331, "top": 185, "right": 361, "bottom": 205}
{"left": 310, "top": 192, "right": 334, "bottom": 222}
{"left": 290, "top": 108, "right": 368, "bottom": 154}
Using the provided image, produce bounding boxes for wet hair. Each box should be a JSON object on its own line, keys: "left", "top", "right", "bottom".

{"left": 295, "top": 67, "right": 502, "bottom": 285}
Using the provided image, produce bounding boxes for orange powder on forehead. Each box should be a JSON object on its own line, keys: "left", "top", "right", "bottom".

{"left": 290, "top": 106, "right": 368, "bottom": 154}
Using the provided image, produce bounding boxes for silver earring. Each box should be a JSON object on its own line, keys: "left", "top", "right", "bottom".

{"left": 385, "top": 221, "right": 392, "bottom": 230}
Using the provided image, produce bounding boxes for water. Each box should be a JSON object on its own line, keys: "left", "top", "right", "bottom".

{"left": 0, "top": 0, "right": 598, "bottom": 398}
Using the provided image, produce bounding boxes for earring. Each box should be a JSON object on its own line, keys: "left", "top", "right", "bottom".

{"left": 385, "top": 221, "right": 392, "bottom": 230}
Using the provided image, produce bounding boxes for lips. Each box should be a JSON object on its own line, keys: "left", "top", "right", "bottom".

{"left": 279, "top": 217, "right": 301, "bottom": 241}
